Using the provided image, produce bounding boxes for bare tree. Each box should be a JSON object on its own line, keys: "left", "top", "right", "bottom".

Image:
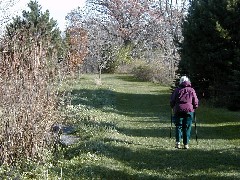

{"left": 66, "top": 6, "right": 120, "bottom": 77}
{"left": 66, "top": 0, "right": 189, "bottom": 83}
{"left": 0, "top": 0, "right": 18, "bottom": 35}
{"left": 65, "top": 27, "right": 88, "bottom": 75}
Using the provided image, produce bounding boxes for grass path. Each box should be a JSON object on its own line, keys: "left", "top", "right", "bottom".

{"left": 56, "top": 74, "right": 240, "bottom": 180}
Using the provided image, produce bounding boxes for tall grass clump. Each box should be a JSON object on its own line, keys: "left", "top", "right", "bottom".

{"left": 0, "top": 30, "right": 63, "bottom": 166}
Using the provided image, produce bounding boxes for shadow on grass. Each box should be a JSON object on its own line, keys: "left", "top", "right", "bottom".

{"left": 69, "top": 88, "right": 239, "bottom": 140}
{"left": 118, "top": 124, "right": 240, "bottom": 140}
{"left": 58, "top": 75, "right": 240, "bottom": 179}
{"left": 70, "top": 88, "right": 115, "bottom": 109}
{"left": 197, "top": 124, "right": 240, "bottom": 140}
{"left": 115, "top": 92, "right": 169, "bottom": 117}
{"left": 114, "top": 75, "right": 147, "bottom": 82}
{"left": 70, "top": 88, "right": 170, "bottom": 118}
{"left": 61, "top": 139, "right": 240, "bottom": 180}
{"left": 63, "top": 163, "right": 161, "bottom": 180}
{"left": 118, "top": 126, "right": 170, "bottom": 138}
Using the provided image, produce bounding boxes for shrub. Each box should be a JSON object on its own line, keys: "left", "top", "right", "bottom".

{"left": 0, "top": 30, "right": 64, "bottom": 166}
{"left": 131, "top": 60, "right": 172, "bottom": 85}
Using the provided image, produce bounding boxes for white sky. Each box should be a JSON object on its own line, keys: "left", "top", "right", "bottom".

{"left": 14, "top": 0, "right": 86, "bottom": 31}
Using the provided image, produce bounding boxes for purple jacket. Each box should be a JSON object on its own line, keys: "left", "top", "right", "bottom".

{"left": 170, "top": 81, "right": 199, "bottom": 113}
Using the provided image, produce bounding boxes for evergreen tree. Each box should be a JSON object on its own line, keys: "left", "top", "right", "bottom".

{"left": 4, "top": 0, "right": 63, "bottom": 64}
{"left": 179, "top": 0, "right": 240, "bottom": 110}
{"left": 223, "top": 1, "right": 240, "bottom": 110}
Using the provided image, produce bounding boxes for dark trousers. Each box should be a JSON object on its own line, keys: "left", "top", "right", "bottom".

{"left": 174, "top": 112, "right": 193, "bottom": 145}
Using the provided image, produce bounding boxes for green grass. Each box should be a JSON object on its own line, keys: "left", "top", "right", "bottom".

{"left": 15, "top": 74, "right": 240, "bottom": 179}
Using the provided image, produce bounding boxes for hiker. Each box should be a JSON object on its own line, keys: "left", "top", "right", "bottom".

{"left": 170, "top": 76, "right": 199, "bottom": 149}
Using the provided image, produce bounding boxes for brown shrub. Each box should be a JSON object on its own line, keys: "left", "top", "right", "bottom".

{"left": 0, "top": 33, "right": 63, "bottom": 165}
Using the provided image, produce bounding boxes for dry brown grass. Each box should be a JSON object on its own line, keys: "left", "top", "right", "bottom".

{"left": 0, "top": 31, "right": 64, "bottom": 165}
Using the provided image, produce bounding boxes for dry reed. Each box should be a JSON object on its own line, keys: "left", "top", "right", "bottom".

{"left": 0, "top": 30, "right": 64, "bottom": 165}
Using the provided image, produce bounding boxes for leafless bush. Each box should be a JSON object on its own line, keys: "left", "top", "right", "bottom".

{"left": 0, "top": 30, "right": 63, "bottom": 165}
{"left": 131, "top": 59, "right": 172, "bottom": 85}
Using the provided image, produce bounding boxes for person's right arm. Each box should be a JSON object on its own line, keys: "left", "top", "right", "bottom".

{"left": 170, "top": 90, "right": 177, "bottom": 108}
{"left": 192, "top": 89, "right": 199, "bottom": 109}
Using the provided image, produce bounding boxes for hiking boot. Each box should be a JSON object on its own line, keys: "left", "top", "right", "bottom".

{"left": 175, "top": 142, "right": 181, "bottom": 149}
{"left": 184, "top": 144, "right": 189, "bottom": 149}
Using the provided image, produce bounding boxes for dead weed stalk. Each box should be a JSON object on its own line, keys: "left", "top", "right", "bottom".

{"left": 0, "top": 31, "right": 65, "bottom": 165}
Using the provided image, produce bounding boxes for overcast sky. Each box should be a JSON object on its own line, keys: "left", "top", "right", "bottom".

{"left": 14, "top": 0, "right": 86, "bottom": 31}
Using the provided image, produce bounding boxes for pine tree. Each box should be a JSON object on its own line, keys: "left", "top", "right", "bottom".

{"left": 4, "top": 0, "right": 63, "bottom": 65}
{"left": 179, "top": 0, "right": 240, "bottom": 110}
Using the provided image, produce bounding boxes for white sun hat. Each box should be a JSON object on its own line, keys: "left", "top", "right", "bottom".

{"left": 179, "top": 76, "right": 190, "bottom": 85}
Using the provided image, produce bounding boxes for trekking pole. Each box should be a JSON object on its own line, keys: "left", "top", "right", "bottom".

{"left": 170, "top": 109, "right": 173, "bottom": 138}
{"left": 194, "top": 111, "right": 198, "bottom": 144}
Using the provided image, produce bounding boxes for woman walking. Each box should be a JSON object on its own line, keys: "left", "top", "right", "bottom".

{"left": 170, "top": 76, "right": 199, "bottom": 149}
